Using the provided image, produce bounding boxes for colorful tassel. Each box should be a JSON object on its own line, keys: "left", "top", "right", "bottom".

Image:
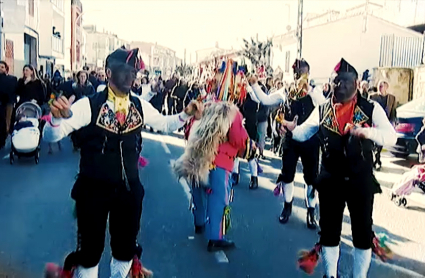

{"left": 138, "top": 156, "right": 149, "bottom": 168}
{"left": 372, "top": 233, "right": 394, "bottom": 262}
{"left": 130, "top": 256, "right": 153, "bottom": 278}
{"left": 222, "top": 205, "right": 231, "bottom": 235}
{"left": 44, "top": 263, "right": 73, "bottom": 278}
{"left": 297, "top": 243, "right": 321, "bottom": 275}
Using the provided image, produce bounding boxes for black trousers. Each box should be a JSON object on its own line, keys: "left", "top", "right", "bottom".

{"left": 71, "top": 175, "right": 145, "bottom": 268}
{"left": 0, "top": 106, "right": 8, "bottom": 148}
{"left": 317, "top": 174, "right": 374, "bottom": 250}
{"left": 280, "top": 137, "right": 319, "bottom": 185}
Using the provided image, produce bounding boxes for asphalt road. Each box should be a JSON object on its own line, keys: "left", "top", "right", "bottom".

{"left": 0, "top": 131, "right": 424, "bottom": 278}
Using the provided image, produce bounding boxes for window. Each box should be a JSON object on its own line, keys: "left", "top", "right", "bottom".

{"left": 28, "top": 0, "right": 34, "bottom": 16}
{"left": 285, "top": 51, "right": 290, "bottom": 73}
{"left": 52, "top": 36, "right": 63, "bottom": 53}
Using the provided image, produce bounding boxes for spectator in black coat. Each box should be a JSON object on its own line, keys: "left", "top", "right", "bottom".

{"left": 0, "top": 61, "right": 18, "bottom": 149}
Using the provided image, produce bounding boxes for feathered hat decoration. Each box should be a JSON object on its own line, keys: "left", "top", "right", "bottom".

{"left": 213, "top": 59, "right": 248, "bottom": 104}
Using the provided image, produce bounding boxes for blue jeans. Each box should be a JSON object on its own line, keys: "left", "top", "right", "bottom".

{"left": 191, "top": 167, "right": 232, "bottom": 240}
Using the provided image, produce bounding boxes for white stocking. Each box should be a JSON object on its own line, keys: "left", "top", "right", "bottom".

{"left": 110, "top": 257, "right": 133, "bottom": 278}
{"left": 353, "top": 248, "right": 372, "bottom": 278}
{"left": 283, "top": 182, "right": 294, "bottom": 203}
{"left": 322, "top": 246, "right": 339, "bottom": 278}
{"left": 73, "top": 265, "right": 98, "bottom": 278}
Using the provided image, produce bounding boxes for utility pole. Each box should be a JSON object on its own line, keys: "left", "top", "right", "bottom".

{"left": 296, "top": 0, "right": 303, "bottom": 59}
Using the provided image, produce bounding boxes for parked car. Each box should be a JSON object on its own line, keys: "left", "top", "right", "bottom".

{"left": 389, "top": 97, "right": 425, "bottom": 158}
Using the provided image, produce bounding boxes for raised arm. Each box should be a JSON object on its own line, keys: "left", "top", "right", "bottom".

{"left": 249, "top": 83, "right": 286, "bottom": 106}
{"left": 42, "top": 97, "right": 92, "bottom": 143}
{"left": 140, "top": 96, "right": 201, "bottom": 133}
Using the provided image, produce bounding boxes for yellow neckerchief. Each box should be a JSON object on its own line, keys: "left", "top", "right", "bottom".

{"left": 107, "top": 86, "right": 130, "bottom": 116}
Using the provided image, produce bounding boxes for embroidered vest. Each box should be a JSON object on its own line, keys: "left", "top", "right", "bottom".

{"left": 75, "top": 90, "right": 144, "bottom": 186}
{"left": 318, "top": 95, "right": 374, "bottom": 178}
{"left": 285, "top": 94, "right": 315, "bottom": 125}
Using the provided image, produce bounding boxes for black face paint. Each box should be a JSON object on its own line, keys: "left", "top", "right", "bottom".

{"left": 333, "top": 72, "right": 357, "bottom": 103}
{"left": 109, "top": 63, "right": 137, "bottom": 94}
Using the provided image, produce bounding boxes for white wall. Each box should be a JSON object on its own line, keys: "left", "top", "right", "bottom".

{"left": 4, "top": 33, "right": 25, "bottom": 77}
{"left": 38, "top": 1, "right": 54, "bottom": 58}
{"left": 55, "top": 0, "right": 71, "bottom": 72}
{"left": 272, "top": 15, "right": 423, "bottom": 84}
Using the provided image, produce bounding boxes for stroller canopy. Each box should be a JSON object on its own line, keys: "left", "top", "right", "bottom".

{"left": 15, "top": 102, "right": 42, "bottom": 119}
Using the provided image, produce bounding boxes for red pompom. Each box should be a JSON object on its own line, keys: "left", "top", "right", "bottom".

{"left": 138, "top": 156, "right": 149, "bottom": 168}
{"left": 297, "top": 244, "right": 321, "bottom": 275}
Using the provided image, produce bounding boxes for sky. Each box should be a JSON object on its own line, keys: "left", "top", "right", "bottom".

{"left": 81, "top": 0, "right": 423, "bottom": 58}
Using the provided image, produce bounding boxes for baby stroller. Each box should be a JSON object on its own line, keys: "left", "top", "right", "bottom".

{"left": 390, "top": 164, "right": 425, "bottom": 207}
{"left": 10, "top": 101, "right": 42, "bottom": 165}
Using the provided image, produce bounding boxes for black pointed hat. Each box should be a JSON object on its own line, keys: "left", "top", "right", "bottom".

{"left": 334, "top": 58, "right": 358, "bottom": 78}
{"left": 106, "top": 48, "right": 143, "bottom": 71}
{"left": 292, "top": 58, "right": 310, "bottom": 71}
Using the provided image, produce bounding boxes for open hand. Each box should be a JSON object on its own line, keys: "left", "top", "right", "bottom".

{"left": 280, "top": 116, "right": 298, "bottom": 133}
{"left": 185, "top": 100, "right": 204, "bottom": 120}
{"left": 50, "top": 95, "right": 75, "bottom": 119}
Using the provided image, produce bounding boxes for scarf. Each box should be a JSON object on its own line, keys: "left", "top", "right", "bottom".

{"left": 107, "top": 86, "right": 130, "bottom": 125}
{"left": 332, "top": 95, "right": 357, "bottom": 135}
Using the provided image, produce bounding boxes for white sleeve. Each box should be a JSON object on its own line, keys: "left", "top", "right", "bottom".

{"left": 250, "top": 83, "right": 286, "bottom": 106}
{"left": 42, "top": 97, "right": 92, "bottom": 143}
{"left": 291, "top": 106, "right": 320, "bottom": 142}
{"left": 137, "top": 86, "right": 156, "bottom": 102}
{"left": 140, "top": 97, "right": 190, "bottom": 132}
{"left": 363, "top": 101, "right": 397, "bottom": 146}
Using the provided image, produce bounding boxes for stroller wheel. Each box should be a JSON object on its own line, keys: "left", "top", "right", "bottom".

{"left": 401, "top": 198, "right": 407, "bottom": 207}
{"left": 35, "top": 152, "right": 39, "bottom": 164}
{"left": 9, "top": 153, "right": 14, "bottom": 165}
{"left": 394, "top": 198, "right": 403, "bottom": 207}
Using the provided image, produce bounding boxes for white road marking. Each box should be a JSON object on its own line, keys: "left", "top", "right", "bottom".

{"left": 214, "top": 250, "right": 229, "bottom": 263}
{"left": 159, "top": 136, "right": 171, "bottom": 154}
{"left": 188, "top": 236, "right": 194, "bottom": 240}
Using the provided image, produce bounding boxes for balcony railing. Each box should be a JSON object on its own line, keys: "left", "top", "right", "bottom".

{"left": 52, "top": 36, "right": 63, "bottom": 54}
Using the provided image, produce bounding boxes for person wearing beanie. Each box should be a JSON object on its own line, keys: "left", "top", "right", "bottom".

{"left": 248, "top": 59, "right": 326, "bottom": 230}
{"left": 284, "top": 58, "right": 397, "bottom": 278}
{"left": 42, "top": 47, "right": 203, "bottom": 278}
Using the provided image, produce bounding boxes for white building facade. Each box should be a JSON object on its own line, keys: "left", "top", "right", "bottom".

{"left": 2, "top": 0, "right": 40, "bottom": 77}
{"left": 38, "top": 0, "right": 65, "bottom": 77}
{"left": 272, "top": 14, "right": 423, "bottom": 84}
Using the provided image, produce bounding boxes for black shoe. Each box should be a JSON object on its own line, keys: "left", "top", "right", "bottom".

{"left": 306, "top": 207, "right": 317, "bottom": 230}
{"left": 249, "top": 176, "right": 258, "bottom": 190}
{"left": 207, "top": 240, "right": 235, "bottom": 252}
{"left": 195, "top": 225, "right": 205, "bottom": 234}
{"left": 231, "top": 173, "right": 239, "bottom": 186}
{"left": 279, "top": 201, "right": 293, "bottom": 224}
{"left": 323, "top": 276, "right": 335, "bottom": 278}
